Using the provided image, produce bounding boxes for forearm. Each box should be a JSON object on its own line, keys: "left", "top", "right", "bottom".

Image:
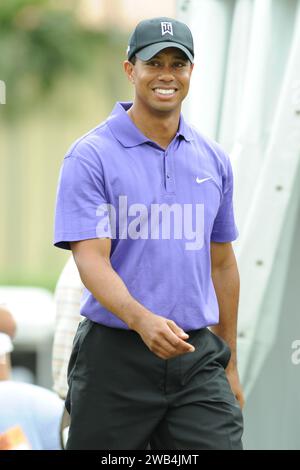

{"left": 74, "top": 253, "right": 151, "bottom": 330}
{"left": 211, "top": 263, "right": 240, "bottom": 369}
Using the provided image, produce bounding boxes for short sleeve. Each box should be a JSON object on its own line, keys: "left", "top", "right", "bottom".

{"left": 54, "top": 153, "right": 112, "bottom": 250}
{"left": 211, "top": 156, "right": 239, "bottom": 243}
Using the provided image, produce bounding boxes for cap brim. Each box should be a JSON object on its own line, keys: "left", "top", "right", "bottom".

{"left": 135, "top": 42, "right": 194, "bottom": 63}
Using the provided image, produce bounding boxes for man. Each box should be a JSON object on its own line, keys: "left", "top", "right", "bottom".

{"left": 54, "top": 17, "right": 244, "bottom": 450}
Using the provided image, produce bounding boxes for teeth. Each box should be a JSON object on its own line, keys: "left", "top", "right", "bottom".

{"left": 155, "top": 88, "right": 176, "bottom": 95}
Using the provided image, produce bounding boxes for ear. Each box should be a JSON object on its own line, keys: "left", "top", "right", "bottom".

{"left": 123, "top": 60, "right": 135, "bottom": 84}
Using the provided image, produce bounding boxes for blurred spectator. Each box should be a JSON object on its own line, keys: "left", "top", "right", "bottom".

{"left": 0, "top": 381, "right": 64, "bottom": 450}
{"left": 0, "top": 305, "right": 17, "bottom": 338}
{"left": 52, "top": 256, "right": 83, "bottom": 447}
{"left": 0, "top": 305, "right": 64, "bottom": 450}
{"left": 0, "top": 305, "right": 17, "bottom": 380}
{"left": 52, "top": 255, "right": 83, "bottom": 400}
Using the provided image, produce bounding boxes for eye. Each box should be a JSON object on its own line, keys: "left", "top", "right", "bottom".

{"left": 174, "top": 62, "right": 186, "bottom": 68}
{"left": 147, "top": 60, "right": 160, "bottom": 67}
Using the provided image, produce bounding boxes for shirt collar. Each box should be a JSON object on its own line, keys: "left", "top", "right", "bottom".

{"left": 177, "top": 113, "right": 194, "bottom": 142}
{"left": 106, "top": 102, "right": 194, "bottom": 148}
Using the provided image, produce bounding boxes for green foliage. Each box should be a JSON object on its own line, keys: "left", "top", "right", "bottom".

{"left": 0, "top": 0, "right": 110, "bottom": 116}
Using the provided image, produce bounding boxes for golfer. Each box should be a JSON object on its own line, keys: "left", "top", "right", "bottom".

{"left": 54, "top": 16, "right": 244, "bottom": 450}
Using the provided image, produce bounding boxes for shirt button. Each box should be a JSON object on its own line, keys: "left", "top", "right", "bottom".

{"left": 167, "top": 174, "right": 170, "bottom": 179}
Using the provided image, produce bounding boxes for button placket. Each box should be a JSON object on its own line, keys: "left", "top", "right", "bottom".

{"left": 164, "top": 150, "right": 175, "bottom": 193}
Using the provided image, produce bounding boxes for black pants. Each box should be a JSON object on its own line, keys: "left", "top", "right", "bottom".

{"left": 65, "top": 319, "right": 243, "bottom": 450}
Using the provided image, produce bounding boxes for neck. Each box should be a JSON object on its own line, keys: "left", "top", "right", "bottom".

{"left": 127, "top": 101, "right": 181, "bottom": 149}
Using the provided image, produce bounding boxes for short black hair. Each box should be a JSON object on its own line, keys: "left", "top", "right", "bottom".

{"left": 129, "top": 56, "right": 136, "bottom": 65}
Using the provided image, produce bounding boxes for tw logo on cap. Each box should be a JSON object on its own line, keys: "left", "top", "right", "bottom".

{"left": 161, "top": 22, "right": 173, "bottom": 36}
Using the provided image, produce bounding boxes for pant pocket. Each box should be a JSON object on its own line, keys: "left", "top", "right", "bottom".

{"left": 207, "top": 329, "right": 232, "bottom": 369}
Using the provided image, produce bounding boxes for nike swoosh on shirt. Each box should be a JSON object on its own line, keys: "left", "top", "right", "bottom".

{"left": 196, "top": 177, "right": 212, "bottom": 184}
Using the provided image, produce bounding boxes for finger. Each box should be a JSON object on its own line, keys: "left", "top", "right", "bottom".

{"left": 150, "top": 333, "right": 177, "bottom": 356}
{"left": 164, "top": 330, "right": 193, "bottom": 350}
{"left": 151, "top": 332, "right": 188, "bottom": 357}
{"left": 153, "top": 343, "right": 174, "bottom": 359}
{"left": 237, "top": 394, "right": 245, "bottom": 409}
{"left": 154, "top": 343, "right": 189, "bottom": 360}
{"left": 167, "top": 320, "right": 189, "bottom": 340}
{"left": 233, "top": 388, "right": 244, "bottom": 408}
{"left": 165, "top": 322, "right": 195, "bottom": 352}
{"left": 166, "top": 333, "right": 195, "bottom": 353}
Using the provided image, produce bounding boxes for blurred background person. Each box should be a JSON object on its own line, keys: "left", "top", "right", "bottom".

{"left": 0, "top": 305, "right": 17, "bottom": 380}
{"left": 0, "top": 305, "right": 64, "bottom": 450}
{"left": 52, "top": 255, "right": 83, "bottom": 401}
{"left": 52, "top": 255, "right": 83, "bottom": 447}
{"left": 0, "top": 381, "right": 64, "bottom": 450}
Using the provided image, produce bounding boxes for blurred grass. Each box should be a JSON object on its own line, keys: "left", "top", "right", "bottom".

{"left": 0, "top": 272, "right": 60, "bottom": 292}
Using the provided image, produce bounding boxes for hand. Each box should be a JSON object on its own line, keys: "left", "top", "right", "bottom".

{"left": 225, "top": 365, "right": 245, "bottom": 409}
{"left": 132, "top": 313, "right": 195, "bottom": 360}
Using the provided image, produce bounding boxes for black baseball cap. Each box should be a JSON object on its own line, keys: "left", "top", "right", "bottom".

{"left": 127, "top": 17, "right": 194, "bottom": 63}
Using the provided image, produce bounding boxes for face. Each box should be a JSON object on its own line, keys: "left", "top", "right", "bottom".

{"left": 124, "top": 47, "right": 194, "bottom": 114}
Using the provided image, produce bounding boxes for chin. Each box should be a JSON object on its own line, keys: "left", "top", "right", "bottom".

{"left": 149, "top": 100, "right": 180, "bottom": 113}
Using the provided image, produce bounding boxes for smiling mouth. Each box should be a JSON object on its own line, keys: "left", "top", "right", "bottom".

{"left": 153, "top": 88, "right": 177, "bottom": 97}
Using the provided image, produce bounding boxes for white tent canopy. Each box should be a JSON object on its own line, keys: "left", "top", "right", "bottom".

{"left": 177, "top": 0, "right": 300, "bottom": 449}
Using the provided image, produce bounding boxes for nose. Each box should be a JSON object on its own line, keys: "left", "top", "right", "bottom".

{"left": 157, "top": 65, "right": 175, "bottom": 82}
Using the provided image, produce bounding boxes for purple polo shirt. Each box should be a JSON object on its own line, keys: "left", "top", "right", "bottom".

{"left": 54, "top": 101, "right": 238, "bottom": 331}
